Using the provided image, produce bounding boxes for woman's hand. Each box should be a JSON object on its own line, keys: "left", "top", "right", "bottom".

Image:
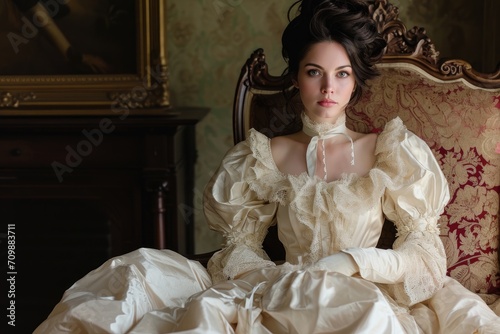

{"left": 307, "top": 252, "right": 359, "bottom": 276}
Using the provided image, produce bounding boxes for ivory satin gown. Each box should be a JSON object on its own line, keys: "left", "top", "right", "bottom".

{"left": 34, "top": 117, "right": 500, "bottom": 334}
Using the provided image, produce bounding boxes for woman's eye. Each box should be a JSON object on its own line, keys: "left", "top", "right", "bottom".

{"left": 307, "top": 69, "right": 320, "bottom": 76}
{"left": 338, "top": 71, "right": 350, "bottom": 78}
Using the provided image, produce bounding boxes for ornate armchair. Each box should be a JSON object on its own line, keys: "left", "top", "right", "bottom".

{"left": 229, "top": 0, "right": 500, "bottom": 311}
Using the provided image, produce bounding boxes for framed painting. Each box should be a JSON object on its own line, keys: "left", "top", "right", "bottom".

{"left": 0, "top": 0, "right": 170, "bottom": 115}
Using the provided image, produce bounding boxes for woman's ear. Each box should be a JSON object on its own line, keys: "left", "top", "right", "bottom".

{"left": 292, "top": 78, "right": 299, "bottom": 88}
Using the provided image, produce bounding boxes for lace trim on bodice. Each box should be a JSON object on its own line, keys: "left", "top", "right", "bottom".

{"left": 245, "top": 118, "right": 440, "bottom": 262}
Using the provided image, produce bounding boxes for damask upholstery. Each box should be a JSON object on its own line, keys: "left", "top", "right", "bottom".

{"left": 348, "top": 63, "right": 500, "bottom": 296}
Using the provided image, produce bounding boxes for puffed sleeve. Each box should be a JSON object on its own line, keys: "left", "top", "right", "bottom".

{"left": 344, "top": 118, "right": 450, "bottom": 306}
{"left": 204, "top": 133, "right": 279, "bottom": 284}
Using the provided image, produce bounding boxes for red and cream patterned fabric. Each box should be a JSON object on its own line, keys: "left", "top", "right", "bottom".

{"left": 348, "top": 62, "right": 500, "bottom": 296}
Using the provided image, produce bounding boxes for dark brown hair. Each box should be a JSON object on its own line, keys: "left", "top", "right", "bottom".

{"left": 282, "top": 0, "right": 386, "bottom": 105}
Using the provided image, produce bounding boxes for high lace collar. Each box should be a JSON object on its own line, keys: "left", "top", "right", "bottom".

{"left": 301, "top": 113, "right": 355, "bottom": 181}
{"left": 301, "top": 112, "right": 348, "bottom": 136}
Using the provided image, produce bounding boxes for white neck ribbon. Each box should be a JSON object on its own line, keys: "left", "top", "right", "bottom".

{"left": 301, "top": 113, "right": 355, "bottom": 181}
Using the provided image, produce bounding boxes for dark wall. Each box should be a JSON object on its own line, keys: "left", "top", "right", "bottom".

{"left": 398, "top": 0, "right": 499, "bottom": 73}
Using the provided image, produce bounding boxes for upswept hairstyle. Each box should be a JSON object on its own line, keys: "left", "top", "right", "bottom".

{"left": 282, "top": 0, "right": 386, "bottom": 105}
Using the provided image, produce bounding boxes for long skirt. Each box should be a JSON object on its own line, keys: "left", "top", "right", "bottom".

{"left": 34, "top": 248, "right": 500, "bottom": 334}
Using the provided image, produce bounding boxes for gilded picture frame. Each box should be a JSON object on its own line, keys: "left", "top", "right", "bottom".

{"left": 0, "top": 0, "right": 170, "bottom": 115}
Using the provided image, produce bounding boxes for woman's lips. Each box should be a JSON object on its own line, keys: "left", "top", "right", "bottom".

{"left": 318, "top": 99, "right": 337, "bottom": 107}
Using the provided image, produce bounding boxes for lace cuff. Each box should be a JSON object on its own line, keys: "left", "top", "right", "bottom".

{"left": 396, "top": 217, "right": 441, "bottom": 238}
{"left": 225, "top": 230, "right": 266, "bottom": 250}
{"left": 390, "top": 229, "right": 447, "bottom": 306}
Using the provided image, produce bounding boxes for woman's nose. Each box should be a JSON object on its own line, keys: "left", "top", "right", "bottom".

{"left": 321, "top": 78, "right": 334, "bottom": 94}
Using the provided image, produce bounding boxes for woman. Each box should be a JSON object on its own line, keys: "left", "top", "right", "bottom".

{"left": 35, "top": 0, "right": 499, "bottom": 333}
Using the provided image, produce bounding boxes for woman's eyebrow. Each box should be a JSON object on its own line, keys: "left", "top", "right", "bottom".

{"left": 303, "top": 63, "right": 352, "bottom": 70}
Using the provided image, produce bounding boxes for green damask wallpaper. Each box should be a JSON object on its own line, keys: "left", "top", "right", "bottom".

{"left": 166, "top": 0, "right": 497, "bottom": 253}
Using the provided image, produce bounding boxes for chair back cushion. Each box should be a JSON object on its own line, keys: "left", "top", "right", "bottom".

{"left": 348, "top": 63, "right": 500, "bottom": 294}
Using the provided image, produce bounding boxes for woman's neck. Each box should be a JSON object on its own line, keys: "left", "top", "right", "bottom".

{"left": 301, "top": 112, "right": 347, "bottom": 137}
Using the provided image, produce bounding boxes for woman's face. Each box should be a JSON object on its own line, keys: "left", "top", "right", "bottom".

{"left": 294, "top": 41, "right": 355, "bottom": 124}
